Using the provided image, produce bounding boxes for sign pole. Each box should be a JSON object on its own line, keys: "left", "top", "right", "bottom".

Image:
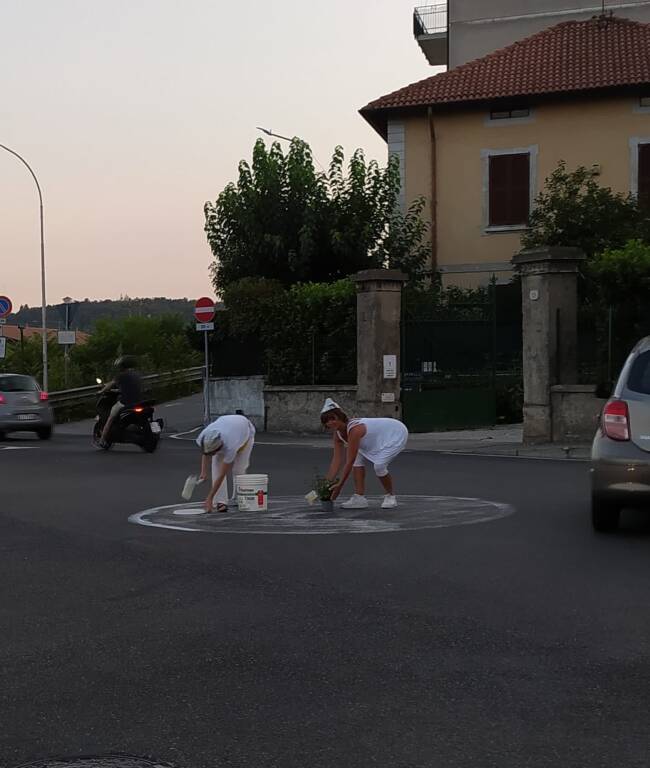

{"left": 64, "top": 303, "right": 70, "bottom": 389}
{"left": 194, "top": 296, "right": 216, "bottom": 426}
{"left": 204, "top": 328, "right": 211, "bottom": 425}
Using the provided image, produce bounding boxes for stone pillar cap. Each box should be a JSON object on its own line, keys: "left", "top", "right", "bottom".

{"left": 512, "top": 246, "right": 586, "bottom": 267}
{"left": 352, "top": 269, "right": 408, "bottom": 283}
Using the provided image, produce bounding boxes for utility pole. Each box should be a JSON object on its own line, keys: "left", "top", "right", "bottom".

{"left": 0, "top": 143, "right": 48, "bottom": 390}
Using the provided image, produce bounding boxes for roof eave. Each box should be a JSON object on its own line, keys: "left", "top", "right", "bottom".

{"left": 361, "top": 82, "right": 650, "bottom": 141}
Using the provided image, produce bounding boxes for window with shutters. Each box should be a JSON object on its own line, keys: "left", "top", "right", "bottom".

{"left": 638, "top": 143, "right": 650, "bottom": 212}
{"left": 488, "top": 152, "right": 531, "bottom": 228}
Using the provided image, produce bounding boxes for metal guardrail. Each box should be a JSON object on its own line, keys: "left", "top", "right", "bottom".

{"left": 413, "top": 4, "right": 447, "bottom": 36}
{"left": 49, "top": 366, "right": 204, "bottom": 409}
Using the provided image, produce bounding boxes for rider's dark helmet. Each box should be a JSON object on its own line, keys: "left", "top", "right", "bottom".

{"left": 115, "top": 355, "right": 137, "bottom": 371}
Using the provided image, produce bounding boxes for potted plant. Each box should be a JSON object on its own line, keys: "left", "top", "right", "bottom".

{"left": 315, "top": 475, "right": 337, "bottom": 513}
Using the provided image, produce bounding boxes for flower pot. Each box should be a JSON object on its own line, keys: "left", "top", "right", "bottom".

{"left": 320, "top": 500, "right": 334, "bottom": 513}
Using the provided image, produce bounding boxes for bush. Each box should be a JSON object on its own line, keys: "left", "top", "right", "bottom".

{"left": 522, "top": 162, "right": 650, "bottom": 257}
{"left": 0, "top": 315, "right": 201, "bottom": 391}
{"left": 212, "top": 278, "right": 357, "bottom": 385}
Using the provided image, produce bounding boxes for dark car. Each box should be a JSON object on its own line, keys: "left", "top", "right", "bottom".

{"left": 0, "top": 373, "right": 54, "bottom": 440}
{"left": 591, "top": 337, "right": 650, "bottom": 531}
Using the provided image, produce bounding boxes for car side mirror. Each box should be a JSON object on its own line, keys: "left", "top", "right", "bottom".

{"left": 595, "top": 381, "right": 613, "bottom": 399}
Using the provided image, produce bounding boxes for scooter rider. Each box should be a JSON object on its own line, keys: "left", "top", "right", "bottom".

{"left": 99, "top": 355, "right": 143, "bottom": 447}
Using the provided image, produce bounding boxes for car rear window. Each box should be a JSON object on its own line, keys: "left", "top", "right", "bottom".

{"left": 0, "top": 375, "right": 39, "bottom": 392}
{"left": 627, "top": 351, "right": 650, "bottom": 395}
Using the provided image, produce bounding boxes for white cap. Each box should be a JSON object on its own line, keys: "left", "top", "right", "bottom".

{"left": 197, "top": 430, "right": 223, "bottom": 455}
{"left": 321, "top": 397, "right": 340, "bottom": 414}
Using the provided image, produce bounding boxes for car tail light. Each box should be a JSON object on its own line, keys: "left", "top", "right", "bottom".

{"left": 39, "top": 392, "right": 49, "bottom": 401}
{"left": 0, "top": 394, "right": 5, "bottom": 404}
{"left": 602, "top": 399, "right": 630, "bottom": 441}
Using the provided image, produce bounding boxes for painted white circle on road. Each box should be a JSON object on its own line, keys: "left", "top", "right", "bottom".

{"left": 129, "top": 495, "right": 513, "bottom": 535}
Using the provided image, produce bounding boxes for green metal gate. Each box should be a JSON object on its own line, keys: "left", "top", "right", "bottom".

{"left": 401, "top": 282, "right": 522, "bottom": 433}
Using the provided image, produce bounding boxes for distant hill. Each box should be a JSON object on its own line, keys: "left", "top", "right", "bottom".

{"left": 9, "top": 297, "right": 197, "bottom": 332}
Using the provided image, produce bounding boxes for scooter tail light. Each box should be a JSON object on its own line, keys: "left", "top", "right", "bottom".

{"left": 134, "top": 406, "right": 144, "bottom": 413}
{"left": 0, "top": 394, "right": 5, "bottom": 404}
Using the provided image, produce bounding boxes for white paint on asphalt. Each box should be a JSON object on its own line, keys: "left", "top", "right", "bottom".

{"left": 170, "top": 426, "right": 202, "bottom": 440}
{"left": 0, "top": 446, "right": 38, "bottom": 451}
{"left": 129, "top": 495, "right": 514, "bottom": 536}
{"left": 169, "top": 425, "right": 328, "bottom": 448}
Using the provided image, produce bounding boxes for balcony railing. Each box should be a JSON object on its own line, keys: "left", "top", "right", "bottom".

{"left": 413, "top": 4, "right": 448, "bottom": 37}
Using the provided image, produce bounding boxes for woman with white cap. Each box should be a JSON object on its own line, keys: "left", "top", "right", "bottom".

{"left": 320, "top": 398, "right": 408, "bottom": 509}
{"left": 196, "top": 413, "right": 256, "bottom": 513}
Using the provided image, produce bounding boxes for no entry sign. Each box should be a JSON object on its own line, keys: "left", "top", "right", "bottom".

{"left": 194, "top": 296, "right": 216, "bottom": 324}
{"left": 0, "top": 296, "right": 12, "bottom": 319}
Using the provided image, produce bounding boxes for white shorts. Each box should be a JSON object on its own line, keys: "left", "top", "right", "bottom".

{"left": 353, "top": 437, "right": 408, "bottom": 478}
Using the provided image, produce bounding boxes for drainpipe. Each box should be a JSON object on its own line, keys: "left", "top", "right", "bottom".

{"left": 428, "top": 107, "right": 438, "bottom": 271}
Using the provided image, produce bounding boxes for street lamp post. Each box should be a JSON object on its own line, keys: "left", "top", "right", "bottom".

{"left": 256, "top": 127, "right": 293, "bottom": 142}
{"left": 256, "top": 127, "right": 325, "bottom": 171}
{"left": 0, "top": 143, "right": 48, "bottom": 391}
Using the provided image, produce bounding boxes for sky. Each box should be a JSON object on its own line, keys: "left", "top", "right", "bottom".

{"left": 0, "top": 0, "right": 434, "bottom": 308}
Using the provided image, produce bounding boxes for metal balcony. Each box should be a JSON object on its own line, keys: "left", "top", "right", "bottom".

{"left": 413, "top": 4, "right": 448, "bottom": 67}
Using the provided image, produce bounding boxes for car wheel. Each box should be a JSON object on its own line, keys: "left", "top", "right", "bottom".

{"left": 592, "top": 495, "right": 620, "bottom": 533}
{"left": 37, "top": 427, "right": 53, "bottom": 440}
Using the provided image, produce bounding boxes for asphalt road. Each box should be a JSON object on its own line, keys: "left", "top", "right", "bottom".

{"left": 2, "top": 404, "right": 650, "bottom": 768}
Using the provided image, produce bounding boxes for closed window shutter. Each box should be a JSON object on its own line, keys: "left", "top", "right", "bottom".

{"left": 638, "top": 144, "right": 650, "bottom": 212}
{"left": 489, "top": 153, "right": 530, "bottom": 227}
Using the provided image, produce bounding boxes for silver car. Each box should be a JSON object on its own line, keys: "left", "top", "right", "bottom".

{"left": 0, "top": 373, "right": 54, "bottom": 440}
{"left": 591, "top": 337, "right": 650, "bottom": 531}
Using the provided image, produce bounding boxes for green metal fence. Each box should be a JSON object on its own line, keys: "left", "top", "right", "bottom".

{"left": 401, "top": 281, "right": 522, "bottom": 432}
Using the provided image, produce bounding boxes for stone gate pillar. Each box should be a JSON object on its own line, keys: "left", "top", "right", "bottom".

{"left": 353, "top": 269, "right": 407, "bottom": 419}
{"left": 512, "top": 247, "right": 586, "bottom": 443}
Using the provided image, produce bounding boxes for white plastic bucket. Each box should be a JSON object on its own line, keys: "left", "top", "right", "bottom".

{"left": 235, "top": 474, "right": 269, "bottom": 512}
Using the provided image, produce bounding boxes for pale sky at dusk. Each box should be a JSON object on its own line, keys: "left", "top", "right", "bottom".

{"left": 1, "top": 0, "right": 435, "bottom": 307}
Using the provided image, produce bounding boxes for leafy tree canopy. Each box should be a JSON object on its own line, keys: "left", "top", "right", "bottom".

{"left": 204, "top": 139, "right": 429, "bottom": 291}
{"left": 521, "top": 161, "right": 650, "bottom": 257}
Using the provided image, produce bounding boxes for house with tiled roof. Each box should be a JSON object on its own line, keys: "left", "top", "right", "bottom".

{"left": 361, "top": 14, "right": 650, "bottom": 284}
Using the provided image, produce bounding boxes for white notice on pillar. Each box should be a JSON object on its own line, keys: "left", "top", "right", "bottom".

{"left": 383, "top": 355, "right": 397, "bottom": 379}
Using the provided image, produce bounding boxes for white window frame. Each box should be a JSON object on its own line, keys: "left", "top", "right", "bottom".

{"left": 481, "top": 145, "right": 538, "bottom": 234}
{"left": 387, "top": 120, "right": 406, "bottom": 215}
{"left": 633, "top": 96, "right": 650, "bottom": 115}
{"left": 629, "top": 137, "right": 650, "bottom": 198}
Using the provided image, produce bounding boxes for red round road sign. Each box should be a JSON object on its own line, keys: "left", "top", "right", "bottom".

{"left": 0, "top": 296, "right": 12, "bottom": 319}
{"left": 194, "top": 296, "right": 216, "bottom": 323}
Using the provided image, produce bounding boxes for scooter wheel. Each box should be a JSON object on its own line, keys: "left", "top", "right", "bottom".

{"left": 142, "top": 435, "right": 159, "bottom": 453}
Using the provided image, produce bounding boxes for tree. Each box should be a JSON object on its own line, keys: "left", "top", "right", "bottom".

{"left": 521, "top": 162, "right": 650, "bottom": 257}
{"left": 587, "top": 239, "right": 650, "bottom": 305}
{"left": 204, "top": 139, "right": 429, "bottom": 291}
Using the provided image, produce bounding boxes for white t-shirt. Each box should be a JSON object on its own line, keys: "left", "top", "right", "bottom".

{"left": 337, "top": 417, "right": 408, "bottom": 464}
{"left": 196, "top": 414, "right": 255, "bottom": 463}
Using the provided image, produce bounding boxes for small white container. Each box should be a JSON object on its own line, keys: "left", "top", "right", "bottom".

{"left": 181, "top": 474, "right": 203, "bottom": 501}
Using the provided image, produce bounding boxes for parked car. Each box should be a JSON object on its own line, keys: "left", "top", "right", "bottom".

{"left": 0, "top": 373, "right": 53, "bottom": 440}
{"left": 591, "top": 337, "right": 650, "bottom": 532}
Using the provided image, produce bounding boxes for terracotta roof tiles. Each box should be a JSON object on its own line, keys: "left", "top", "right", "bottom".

{"left": 361, "top": 15, "right": 650, "bottom": 130}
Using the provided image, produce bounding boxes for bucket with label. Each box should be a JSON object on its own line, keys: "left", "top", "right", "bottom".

{"left": 235, "top": 474, "right": 269, "bottom": 511}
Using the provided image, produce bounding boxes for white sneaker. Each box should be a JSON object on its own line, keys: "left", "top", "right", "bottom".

{"left": 381, "top": 495, "right": 398, "bottom": 509}
{"left": 342, "top": 494, "right": 370, "bottom": 509}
